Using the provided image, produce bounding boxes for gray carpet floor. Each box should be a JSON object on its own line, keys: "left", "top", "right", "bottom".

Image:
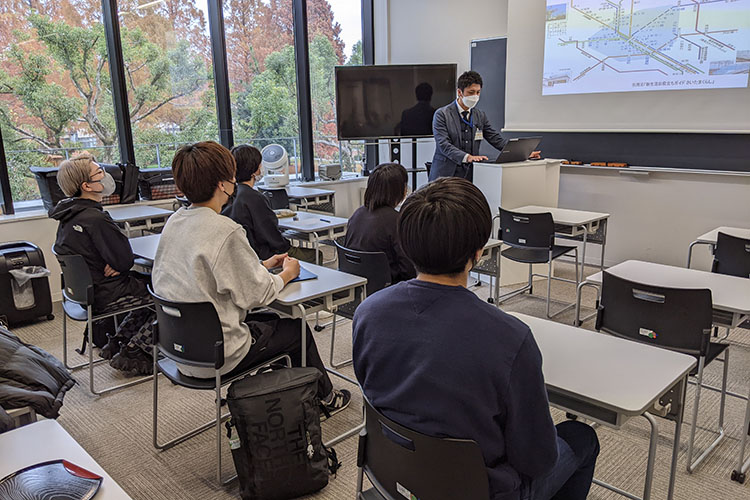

{"left": 10, "top": 260, "right": 750, "bottom": 500}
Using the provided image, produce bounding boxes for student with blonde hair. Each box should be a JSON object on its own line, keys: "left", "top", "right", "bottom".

{"left": 50, "top": 153, "right": 153, "bottom": 373}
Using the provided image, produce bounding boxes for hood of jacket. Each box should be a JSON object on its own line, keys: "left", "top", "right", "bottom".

{"left": 48, "top": 197, "right": 102, "bottom": 223}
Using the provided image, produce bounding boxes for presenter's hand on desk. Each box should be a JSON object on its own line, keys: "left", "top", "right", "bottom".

{"left": 467, "top": 155, "right": 489, "bottom": 163}
{"left": 529, "top": 150, "right": 542, "bottom": 159}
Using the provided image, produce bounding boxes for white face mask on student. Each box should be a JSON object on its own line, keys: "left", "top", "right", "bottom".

{"left": 253, "top": 169, "right": 264, "bottom": 183}
{"left": 90, "top": 172, "right": 116, "bottom": 197}
{"left": 461, "top": 94, "right": 480, "bottom": 109}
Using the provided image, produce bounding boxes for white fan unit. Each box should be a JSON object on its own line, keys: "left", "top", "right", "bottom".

{"left": 261, "top": 144, "right": 290, "bottom": 188}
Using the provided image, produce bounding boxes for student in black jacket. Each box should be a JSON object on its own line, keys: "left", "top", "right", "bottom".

{"left": 50, "top": 153, "right": 152, "bottom": 372}
{"left": 221, "top": 145, "right": 318, "bottom": 263}
{"left": 353, "top": 178, "right": 599, "bottom": 500}
{"left": 344, "top": 162, "right": 416, "bottom": 283}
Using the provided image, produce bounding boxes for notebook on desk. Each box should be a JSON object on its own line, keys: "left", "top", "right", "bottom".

{"left": 270, "top": 265, "right": 318, "bottom": 283}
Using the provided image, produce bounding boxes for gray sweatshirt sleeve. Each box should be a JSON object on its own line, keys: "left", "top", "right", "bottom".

{"left": 212, "top": 227, "right": 284, "bottom": 310}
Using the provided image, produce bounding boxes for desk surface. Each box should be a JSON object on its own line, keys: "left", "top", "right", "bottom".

{"left": 587, "top": 260, "right": 750, "bottom": 314}
{"left": 696, "top": 226, "right": 750, "bottom": 244}
{"left": 106, "top": 205, "right": 173, "bottom": 222}
{"left": 484, "top": 238, "right": 502, "bottom": 250}
{"left": 0, "top": 420, "right": 131, "bottom": 499}
{"left": 273, "top": 263, "right": 366, "bottom": 306}
{"left": 278, "top": 211, "right": 348, "bottom": 233}
{"left": 285, "top": 186, "right": 335, "bottom": 198}
{"left": 514, "top": 205, "right": 610, "bottom": 226}
{"left": 511, "top": 312, "right": 695, "bottom": 416}
{"left": 129, "top": 233, "right": 161, "bottom": 261}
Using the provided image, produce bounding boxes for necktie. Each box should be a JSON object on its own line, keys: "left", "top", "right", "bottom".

{"left": 461, "top": 111, "right": 470, "bottom": 122}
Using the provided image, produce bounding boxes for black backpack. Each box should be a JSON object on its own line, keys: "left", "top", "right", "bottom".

{"left": 225, "top": 367, "right": 340, "bottom": 500}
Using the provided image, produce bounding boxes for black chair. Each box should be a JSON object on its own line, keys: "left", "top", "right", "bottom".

{"left": 54, "top": 251, "right": 153, "bottom": 395}
{"left": 259, "top": 187, "right": 290, "bottom": 210}
{"left": 149, "top": 287, "right": 291, "bottom": 485}
{"left": 173, "top": 195, "right": 190, "bottom": 211}
{"left": 497, "top": 208, "right": 580, "bottom": 318}
{"left": 424, "top": 161, "right": 432, "bottom": 177}
{"left": 330, "top": 242, "right": 390, "bottom": 368}
{"left": 596, "top": 271, "right": 730, "bottom": 473}
{"left": 712, "top": 232, "right": 750, "bottom": 279}
{"left": 356, "top": 397, "right": 490, "bottom": 500}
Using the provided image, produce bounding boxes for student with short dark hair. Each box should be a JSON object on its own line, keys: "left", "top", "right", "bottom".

{"left": 353, "top": 177, "right": 599, "bottom": 500}
{"left": 153, "top": 141, "right": 350, "bottom": 413}
{"left": 344, "top": 163, "right": 416, "bottom": 283}
{"left": 221, "top": 144, "right": 317, "bottom": 262}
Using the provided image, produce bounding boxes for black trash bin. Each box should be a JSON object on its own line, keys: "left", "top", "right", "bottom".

{"left": 0, "top": 241, "right": 54, "bottom": 326}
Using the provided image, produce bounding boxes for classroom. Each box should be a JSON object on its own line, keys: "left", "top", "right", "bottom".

{"left": 1, "top": 1, "right": 749, "bottom": 499}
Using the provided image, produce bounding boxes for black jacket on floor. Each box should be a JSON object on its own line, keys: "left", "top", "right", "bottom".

{"left": 49, "top": 198, "right": 146, "bottom": 311}
{"left": 221, "top": 184, "right": 291, "bottom": 260}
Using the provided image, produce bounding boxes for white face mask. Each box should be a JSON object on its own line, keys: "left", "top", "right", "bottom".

{"left": 253, "top": 169, "right": 264, "bottom": 183}
{"left": 100, "top": 172, "right": 116, "bottom": 197}
{"left": 461, "top": 94, "right": 480, "bottom": 109}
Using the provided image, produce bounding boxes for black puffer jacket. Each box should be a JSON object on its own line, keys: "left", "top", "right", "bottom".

{"left": 0, "top": 325, "right": 75, "bottom": 427}
{"left": 49, "top": 198, "right": 145, "bottom": 311}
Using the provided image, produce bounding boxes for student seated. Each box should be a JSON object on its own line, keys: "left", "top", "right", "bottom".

{"left": 50, "top": 153, "right": 153, "bottom": 371}
{"left": 344, "top": 163, "right": 416, "bottom": 283}
{"left": 152, "top": 141, "right": 350, "bottom": 413}
{"left": 221, "top": 144, "right": 318, "bottom": 263}
{"left": 352, "top": 178, "right": 599, "bottom": 500}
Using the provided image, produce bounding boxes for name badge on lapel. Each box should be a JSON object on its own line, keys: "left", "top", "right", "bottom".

{"left": 474, "top": 129, "right": 484, "bottom": 141}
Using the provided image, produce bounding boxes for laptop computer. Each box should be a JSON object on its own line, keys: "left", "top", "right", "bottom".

{"left": 493, "top": 136, "right": 543, "bottom": 163}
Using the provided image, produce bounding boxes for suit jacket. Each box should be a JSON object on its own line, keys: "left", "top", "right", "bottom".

{"left": 429, "top": 102, "right": 506, "bottom": 181}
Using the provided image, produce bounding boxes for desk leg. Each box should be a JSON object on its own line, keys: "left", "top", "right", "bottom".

{"left": 642, "top": 413, "right": 659, "bottom": 500}
{"left": 732, "top": 382, "right": 750, "bottom": 483}
{"left": 600, "top": 220, "right": 608, "bottom": 272}
{"left": 297, "top": 304, "right": 307, "bottom": 368}
{"left": 667, "top": 377, "right": 688, "bottom": 500}
{"left": 494, "top": 248, "right": 501, "bottom": 307}
{"left": 686, "top": 240, "right": 700, "bottom": 268}
{"left": 580, "top": 226, "right": 588, "bottom": 280}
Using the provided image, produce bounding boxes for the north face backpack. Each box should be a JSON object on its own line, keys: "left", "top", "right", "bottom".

{"left": 225, "top": 367, "right": 340, "bottom": 500}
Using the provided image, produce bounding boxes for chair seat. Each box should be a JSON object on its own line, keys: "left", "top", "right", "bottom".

{"left": 62, "top": 300, "right": 88, "bottom": 322}
{"left": 501, "top": 244, "right": 576, "bottom": 264}
{"left": 157, "top": 358, "right": 253, "bottom": 390}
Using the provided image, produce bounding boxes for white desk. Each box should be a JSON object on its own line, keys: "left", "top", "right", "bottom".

{"left": 474, "top": 159, "right": 562, "bottom": 285}
{"left": 0, "top": 420, "right": 131, "bottom": 499}
{"left": 687, "top": 226, "right": 750, "bottom": 268}
{"left": 129, "top": 233, "right": 161, "bottom": 262}
{"left": 106, "top": 205, "right": 173, "bottom": 237}
{"left": 278, "top": 212, "right": 348, "bottom": 265}
{"left": 286, "top": 186, "right": 336, "bottom": 214}
{"left": 266, "top": 262, "right": 367, "bottom": 447}
{"left": 578, "top": 260, "right": 750, "bottom": 328}
{"left": 472, "top": 238, "right": 503, "bottom": 303}
{"left": 512, "top": 312, "right": 695, "bottom": 500}
{"left": 514, "top": 205, "right": 610, "bottom": 279}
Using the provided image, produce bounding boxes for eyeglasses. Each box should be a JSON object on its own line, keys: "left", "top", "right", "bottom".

{"left": 86, "top": 167, "right": 105, "bottom": 184}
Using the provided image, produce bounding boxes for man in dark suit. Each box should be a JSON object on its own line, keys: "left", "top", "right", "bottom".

{"left": 429, "top": 71, "right": 538, "bottom": 182}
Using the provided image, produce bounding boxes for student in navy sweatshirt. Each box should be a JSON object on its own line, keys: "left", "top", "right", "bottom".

{"left": 352, "top": 177, "right": 599, "bottom": 500}
{"left": 344, "top": 162, "right": 416, "bottom": 283}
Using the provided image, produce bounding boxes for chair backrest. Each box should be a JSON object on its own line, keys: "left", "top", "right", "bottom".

{"left": 712, "top": 232, "right": 750, "bottom": 278}
{"left": 148, "top": 287, "right": 225, "bottom": 369}
{"left": 359, "top": 398, "right": 490, "bottom": 500}
{"left": 595, "top": 271, "right": 713, "bottom": 357}
{"left": 261, "top": 188, "right": 290, "bottom": 210}
{"left": 53, "top": 251, "right": 94, "bottom": 306}
{"left": 335, "top": 242, "right": 390, "bottom": 297}
{"left": 498, "top": 208, "right": 555, "bottom": 249}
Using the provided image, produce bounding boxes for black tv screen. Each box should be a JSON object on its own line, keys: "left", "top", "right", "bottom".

{"left": 335, "top": 64, "right": 457, "bottom": 140}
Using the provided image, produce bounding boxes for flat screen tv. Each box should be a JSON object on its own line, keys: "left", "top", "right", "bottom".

{"left": 335, "top": 64, "right": 457, "bottom": 140}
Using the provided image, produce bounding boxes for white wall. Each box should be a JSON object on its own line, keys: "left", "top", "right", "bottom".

{"left": 373, "top": 0, "right": 509, "bottom": 185}
{"left": 375, "top": 0, "right": 750, "bottom": 268}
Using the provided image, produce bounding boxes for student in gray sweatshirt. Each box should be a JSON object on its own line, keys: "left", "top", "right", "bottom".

{"left": 152, "top": 141, "right": 350, "bottom": 413}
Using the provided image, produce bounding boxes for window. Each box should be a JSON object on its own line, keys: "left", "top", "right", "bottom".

{"left": 224, "top": 0, "right": 305, "bottom": 178}
{"left": 0, "top": 2, "right": 117, "bottom": 206}
{"left": 308, "top": 0, "right": 363, "bottom": 174}
{"left": 117, "top": 0, "right": 216, "bottom": 171}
